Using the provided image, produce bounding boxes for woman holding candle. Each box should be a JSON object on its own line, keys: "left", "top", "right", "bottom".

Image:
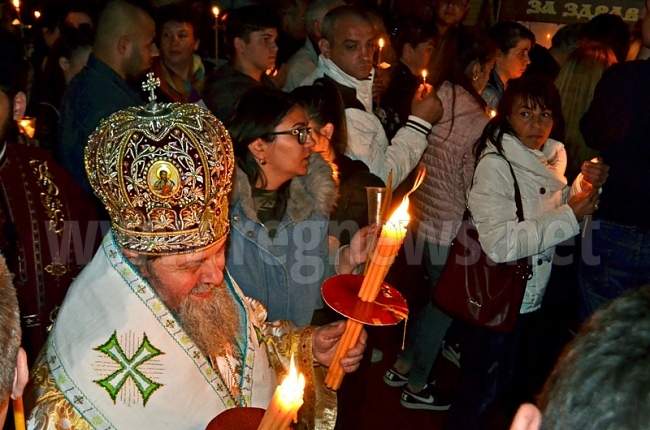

{"left": 226, "top": 87, "right": 372, "bottom": 327}
{"left": 384, "top": 29, "right": 496, "bottom": 411}
{"left": 379, "top": 15, "right": 436, "bottom": 140}
{"left": 443, "top": 76, "right": 608, "bottom": 428}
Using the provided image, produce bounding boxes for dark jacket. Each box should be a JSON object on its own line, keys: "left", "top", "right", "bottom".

{"left": 379, "top": 61, "right": 420, "bottom": 140}
{"left": 203, "top": 63, "right": 276, "bottom": 123}
{"left": 57, "top": 56, "right": 143, "bottom": 194}
{"left": 580, "top": 59, "right": 650, "bottom": 228}
{"left": 330, "top": 154, "right": 384, "bottom": 245}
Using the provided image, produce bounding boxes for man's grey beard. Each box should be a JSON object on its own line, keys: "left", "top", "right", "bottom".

{"left": 173, "top": 282, "right": 241, "bottom": 360}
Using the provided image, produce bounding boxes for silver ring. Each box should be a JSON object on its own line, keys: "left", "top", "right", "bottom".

{"left": 594, "top": 204, "right": 599, "bottom": 210}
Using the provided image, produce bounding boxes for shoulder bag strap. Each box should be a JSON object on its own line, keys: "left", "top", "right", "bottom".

{"left": 475, "top": 152, "right": 525, "bottom": 222}
{"left": 500, "top": 156, "right": 525, "bottom": 222}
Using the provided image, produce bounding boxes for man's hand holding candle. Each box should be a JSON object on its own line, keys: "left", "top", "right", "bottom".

{"left": 312, "top": 320, "right": 367, "bottom": 373}
{"left": 411, "top": 83, "right": 443, "bottom": 125}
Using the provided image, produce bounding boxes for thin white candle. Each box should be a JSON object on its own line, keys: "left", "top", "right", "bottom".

{"left": 212, "top": 7, "right": 220, "bottom": 61}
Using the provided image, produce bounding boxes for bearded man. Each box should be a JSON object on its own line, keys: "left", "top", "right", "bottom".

{"left": 26, "top": 81, "right": 366, "bottom": 429}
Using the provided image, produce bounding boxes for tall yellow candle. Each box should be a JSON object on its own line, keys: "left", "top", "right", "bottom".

{"left": 360, "top": 198, "right": 409, "bottom": 302}
{"left": 258, "top": 355, "right": 305, "bottom": 430}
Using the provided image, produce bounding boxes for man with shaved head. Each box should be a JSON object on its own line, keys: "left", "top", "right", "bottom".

{"left": 57, "top": 0, "right": 157, "bottom": 195}
{"left": 302, "top": 5, "right": 442, "bottom": 188}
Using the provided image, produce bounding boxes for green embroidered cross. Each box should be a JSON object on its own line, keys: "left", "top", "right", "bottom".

{"left": 94, "top": 331, "right": 164, "bottom": 406}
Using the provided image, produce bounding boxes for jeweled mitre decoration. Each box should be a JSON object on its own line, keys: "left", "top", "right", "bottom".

{"left": 85, "top": 101, "right": 234, "bottom": 255}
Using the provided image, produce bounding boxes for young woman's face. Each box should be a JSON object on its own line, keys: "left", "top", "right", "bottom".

{"left": 307, "top": 119, "right": 331, "bottom": 156}
{"left": 496, "top": 38, "right": 532, "bottom": 82}
{"left": 508, "top": 95, "right": 553, "bottom": 151}
{"left": 262, "top": 106, "right": 315, "bottom": 186}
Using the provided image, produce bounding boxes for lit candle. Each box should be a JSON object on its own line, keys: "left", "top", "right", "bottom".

{"left": 13, "top": 397, "right": 26, "bottom": 430}
{"left": 421, "top": 70, "right": 427, "bottom": 86}
{"left": 18, "top": 117, "right": 36, "bottom": 138}
{"left": 361, "top": 198, "right": 409, "bottom": 302}
{"left": 258, "top": 354, "right": 305, "bottom": 430}
{"left": 212, "top": 7, "right": 220, "bottom": 61}
{"left": 34, "top": 10, "right": 40, "bottom": 19}
{"left": 325, "top": 197, "right": 412, "bottom": 390}
{"left": 377, "top": 37, "right": 384, "bottom": 66}
{"left": 12, "top": 0, "right": 22, "bottom": 28}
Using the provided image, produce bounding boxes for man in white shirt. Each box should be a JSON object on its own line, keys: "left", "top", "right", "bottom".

{"left": 302, "top": 6, "right": 443, "bottom": 188}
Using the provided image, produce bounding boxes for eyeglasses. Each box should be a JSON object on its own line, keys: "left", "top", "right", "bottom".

{"left": 263, "top": 127, "right": 313, "bottom": 144}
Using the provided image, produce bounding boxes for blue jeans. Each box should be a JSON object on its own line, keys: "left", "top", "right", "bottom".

{"left": 579, "top": 219, "right": 650, "bottom": 322}
{"left": 398, "top": 242, "right": 452, "bottom": 387}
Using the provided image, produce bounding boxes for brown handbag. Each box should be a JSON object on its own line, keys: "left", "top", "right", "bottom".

{"left": 432, "top": 154, "right": 533, "bottom": 333}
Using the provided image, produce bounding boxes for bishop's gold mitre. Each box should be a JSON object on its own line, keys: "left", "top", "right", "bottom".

{"left": 85, "top": 74, "right": 234, "bottom": 255}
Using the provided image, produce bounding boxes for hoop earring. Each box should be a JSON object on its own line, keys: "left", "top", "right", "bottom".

{"left": 472, "top": 75, "right": 479, "bottom": 81}
{"left": 259, "top": 159, "right": 267, "bottom": 165}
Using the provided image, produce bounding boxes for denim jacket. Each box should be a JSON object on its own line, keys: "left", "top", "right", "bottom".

{"left": 226, "top": 154, "right": 337, "bottom": 326}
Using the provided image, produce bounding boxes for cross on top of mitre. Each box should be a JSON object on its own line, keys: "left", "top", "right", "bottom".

{"left": 142, "top": 72, "right": 160, "bottom": 103}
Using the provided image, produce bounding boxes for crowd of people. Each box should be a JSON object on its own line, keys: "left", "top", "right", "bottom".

{"left": 1, "top": 0, "right": 650, "bottom": 429}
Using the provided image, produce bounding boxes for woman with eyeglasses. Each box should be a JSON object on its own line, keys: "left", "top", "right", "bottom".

{"left": 226, "top": 87, "right": 371, "bottom": 327}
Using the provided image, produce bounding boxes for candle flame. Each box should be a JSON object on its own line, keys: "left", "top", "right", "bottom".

{"left": 378, "top": 38, "right": 384, "bottom": 49}
{"left": 421, "top": 70, "right": 427, "bottom": 79}
{"left": 382, "top": 197, "right": 410, "bottom": 239}
{"left": 12, "top": 0, "right": 19, "bottom": 9}
{"left": 489, "top": 109, "right": 497, "bottom": 118}
{"left": 277, "top": 354, "right": 306, "bottom": 410}
{"left": 34, "top": 10, "right": 40, "bottom": 18}
{"left": 212, "top": 6, "right": 219, "bottom": 17}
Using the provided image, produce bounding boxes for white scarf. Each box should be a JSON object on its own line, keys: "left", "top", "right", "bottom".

{"left": 311, "top": 55, "right": 375, "bottom": 112}
{"left": 499, "top": 133, "right": 568, "bottom": 192}
{"left": 44, "top": 232, "right": 277, "bottom": 429}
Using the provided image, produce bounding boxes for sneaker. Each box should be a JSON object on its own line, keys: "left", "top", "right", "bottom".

{"left": 400, "top": 384, "right": 451, "bottom": 411}
{"left": 383, "top": 367, "right": 408, "bottom": 387}
{"left": 442, "top": 342, "right": 461, "bottom": 369}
